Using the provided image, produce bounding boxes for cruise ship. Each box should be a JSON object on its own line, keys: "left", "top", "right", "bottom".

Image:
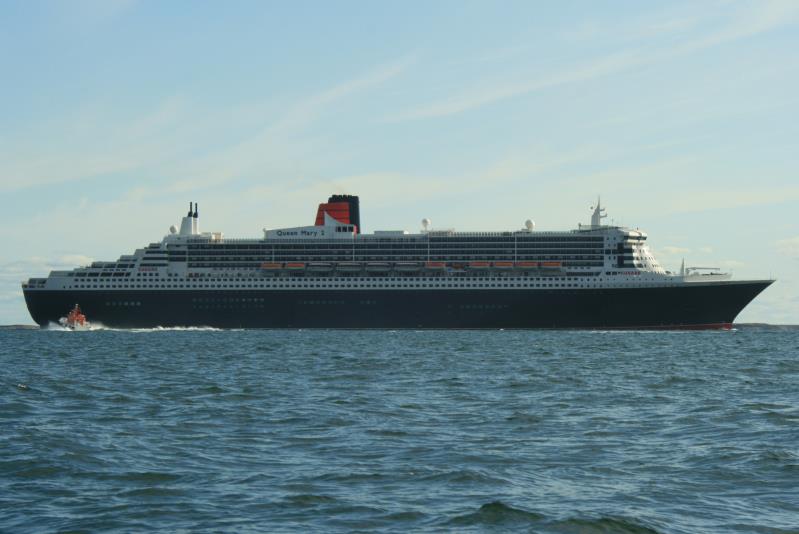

{"left": 22, "top": 195, "right": 772, "bottom": 329}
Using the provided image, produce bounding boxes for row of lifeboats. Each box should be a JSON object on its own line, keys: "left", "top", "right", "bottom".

{"left": 260, "top": 261, "right": 562, "bottom": 272}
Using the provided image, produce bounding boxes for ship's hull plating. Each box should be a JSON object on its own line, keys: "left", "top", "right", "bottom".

{"left": 23, "top": 281, "right": 772, "bottom": 329}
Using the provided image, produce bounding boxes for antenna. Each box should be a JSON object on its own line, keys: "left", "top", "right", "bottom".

{"left": 194, "top": 203, "right": 198, "bottom": 218}
{"left": 188, "top": 202, "right": 193, "bottom": 216}
{"left": 590, "top": 196, "right": 607, "bottom": 227}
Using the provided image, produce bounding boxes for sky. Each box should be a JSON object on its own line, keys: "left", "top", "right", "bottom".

{"left": 1, "top": 0, "right": 797, "bottom": 324}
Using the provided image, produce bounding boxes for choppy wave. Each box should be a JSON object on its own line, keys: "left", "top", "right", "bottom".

{"left": 1, "top": 327, "right": 797, "bottom": 532}
{"left": 446, "top": 502, "right": 661, "bottom": 533}
{"left": 552, "top": 516, "right": 662, "bottom": 533}
{"left": 446, "top": 501, "right": 545, "bottom": 526}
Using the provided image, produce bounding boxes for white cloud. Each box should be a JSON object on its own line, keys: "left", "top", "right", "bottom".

{"left": 563, "top": 8, "right": 701, "bottom": 42}
{"left": 388, "top": 50, "right": 644, "bottom": 121}
{"left": 58, "top": 254, "right": 95, "bottom": 267}
{"left": 736, "top": 279, "right": 797, "bottom": 324}
{"left": 448, "top": 43, "right": 537, "bottom": 67}
{"left": 777, "top": 236, "right": 799, "bottom": 257}
{"left": 0, "top": 289, "right": 22, "bottom": 300}
{"left": 0, "top": 55, "right": 413, "bottom": 194}
{"left": 0, "top": 97, "right": 191, "bottom": 192}
{"left": 665, "top": 186, "right": 799, "bottom": 214}
{"left": 272, "top": 57, "right": 413, "bottom": 134}
{"left": 660, "top": 246, "right": 691, "bottom": 256}
{"left": 719, "top": 259, "right": 745, "bottom": 270}
{"left": 0, "top": 255, "right": 99, "bottom": 324}
{"left": 130, "top": 54, "right": 415, "bottom": 195}
{"left": 55, "top": 0, "right": 136, "bottom": 27}
{"left": 390, "top": 0, "right": 799, "bottom": 121}
{"left": 0, "top": 255, "right": 95, "bottom": 281}
{"left": 676, "top": 0, "right": 799, "bottom": 53}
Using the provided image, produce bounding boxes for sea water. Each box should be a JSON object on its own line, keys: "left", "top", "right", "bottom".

{"left": 1, "top": 327, "right": 798, "bottom": 533}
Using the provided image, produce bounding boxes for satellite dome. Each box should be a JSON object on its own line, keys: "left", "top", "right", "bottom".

{"left": 525, "top": 219, "right": 535, "bottom": 231}
{"left": 422, "top": 218, "right": 431, "bottom": 230}
{"left": 169, "top": 225, "right": 178, "bottom": 234}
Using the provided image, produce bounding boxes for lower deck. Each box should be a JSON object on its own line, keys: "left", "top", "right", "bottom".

{"left": 23, "top": 281, "right": 772, "bottom": 329}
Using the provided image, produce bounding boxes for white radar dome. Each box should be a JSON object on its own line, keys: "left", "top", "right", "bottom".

{"left": 169, "top": 225, "right": 178, "bottom": 234}
{"left": 525, "top": 219, "right": 535, "bottom": 231}
{"left": 422, "top": 218, "right": 431, "bottom": 230}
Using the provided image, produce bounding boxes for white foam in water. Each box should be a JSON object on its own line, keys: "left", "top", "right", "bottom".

{"left": 44, "top": 322, "right": 230, "bottom": 332}
{"left": 125, "top": 326, "right": 223, "bottom": 333}
{"left": 44, "top": 321, "right": 108, "bottom": 331}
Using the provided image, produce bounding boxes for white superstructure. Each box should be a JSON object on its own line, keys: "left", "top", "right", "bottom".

{"left": 23, "top": 198, "right": 733, "bottom": 297}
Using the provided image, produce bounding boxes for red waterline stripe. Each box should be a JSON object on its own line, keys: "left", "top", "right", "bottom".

{"left": 601, "top": 322, "right": 733, "bottom": 331}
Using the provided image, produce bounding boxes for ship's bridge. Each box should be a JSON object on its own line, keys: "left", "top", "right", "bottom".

{"left": 575, "top": 199, "right": 667, "bottom": 275}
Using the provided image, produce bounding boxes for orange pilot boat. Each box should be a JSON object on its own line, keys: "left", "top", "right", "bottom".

{"left": 59, "top": 304, "right": 92, "bottom": 331}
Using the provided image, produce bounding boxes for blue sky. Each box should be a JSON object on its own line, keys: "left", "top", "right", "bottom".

{"left": 1, "top": 0, "right": 797, "bottom": 324}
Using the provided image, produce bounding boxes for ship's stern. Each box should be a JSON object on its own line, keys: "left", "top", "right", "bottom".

{"left": 22, "top": 279, "right": 55, "bottom": 327}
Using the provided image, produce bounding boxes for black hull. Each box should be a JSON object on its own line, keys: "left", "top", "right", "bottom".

{"left": 23, "top": 281, "right": 772, "bottom": 329}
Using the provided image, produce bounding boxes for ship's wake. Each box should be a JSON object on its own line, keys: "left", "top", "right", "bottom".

{"left": 45, "top": 321, "right": 107, "bottom": 331}
{"left": 125, "top": 326, "right": 224, "bottom": 333}
{"left": 44, "top": 322, "right": 222, "bottom": 332}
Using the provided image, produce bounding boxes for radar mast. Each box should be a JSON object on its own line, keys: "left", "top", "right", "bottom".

{"left": 590, "top": 197, "right": 607, "bottom": 228}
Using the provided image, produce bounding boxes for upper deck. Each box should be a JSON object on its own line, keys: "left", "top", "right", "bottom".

{"left": 24, "top": 195, "right": 689, "bottom": 290}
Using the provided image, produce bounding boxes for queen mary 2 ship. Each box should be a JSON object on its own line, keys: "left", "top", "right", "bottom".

{"left": 22, "top": 195, "right": 772, "bottom": 329}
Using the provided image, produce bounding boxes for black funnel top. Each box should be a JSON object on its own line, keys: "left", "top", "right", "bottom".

{"left": 328, "top": 194, "right": 360, "bottom": 234}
